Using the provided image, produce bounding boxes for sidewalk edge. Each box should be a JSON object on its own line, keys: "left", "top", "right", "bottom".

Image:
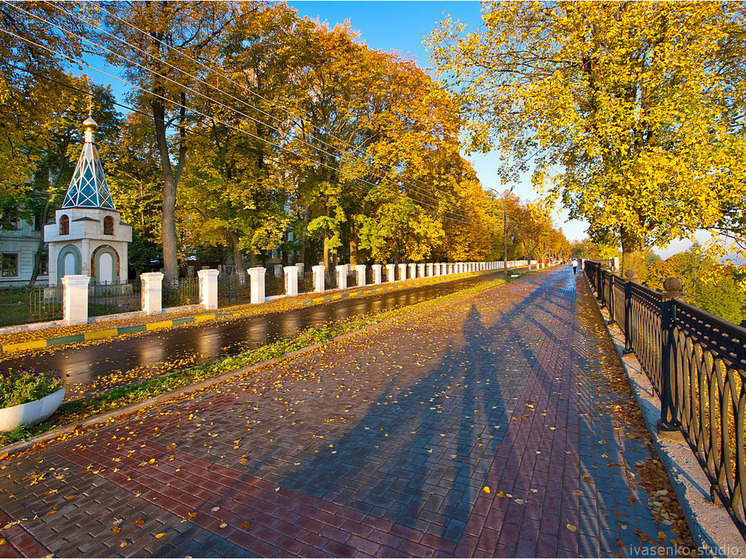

{"left": 583, "top": 275, "right": 744, "bottom": 557}
{"left": 1, "top": 275, "right": 508, "bottom": 462}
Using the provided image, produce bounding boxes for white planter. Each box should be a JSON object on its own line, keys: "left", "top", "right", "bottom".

{"left": 0, "top": 388, "right": 65, "bottom": 432}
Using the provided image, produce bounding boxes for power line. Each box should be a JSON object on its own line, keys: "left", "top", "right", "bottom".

{"left": 0, "top": 20, "right": 478, "bottom": 226}
{"left": 75, "top": 1, "right": 466, "bottom": 212}
{"left": 15, "top": 0, "right": 470, "bottom": 220}
{"left": 8, "top": 60, "right": 471, "bottom": 228}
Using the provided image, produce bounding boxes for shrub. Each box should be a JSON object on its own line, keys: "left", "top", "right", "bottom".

{"left": 0, "top": 368, "right": 63, "bottom": 408}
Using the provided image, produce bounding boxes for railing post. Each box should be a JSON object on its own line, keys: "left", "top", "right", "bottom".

{"left": 62, "top": 275, "right": 90, "bottom": 326}
{"left": 623, "top": 269, "right": 637, "bottom": 355}
{"left": 312, "top": 265, "right": 325, "bottom": 292}
{"left": 385, "top": 264, "right": 395, "bottom": 282}
{"left": 198, "top": 269, "right": 219, "bottom": 310}
{"left": 355, "top": 264, "right": 366, "bottom": 287}
{"left": 248, "top": 267, "right": 266, "bottom": 304}
{"left": 284, "top": 265, "right": 298, "bottom": 297}
{"left": 140, "top": 272, "right": 164, "bottom": 315}
{"left": 658, "top": 277, "right": 686, "bottom": 432}
{"left": 336, "top": 265, "right": 348, "bottom": 290}
{"left": 606, "top": 274, "right": 616, "bottom": 325}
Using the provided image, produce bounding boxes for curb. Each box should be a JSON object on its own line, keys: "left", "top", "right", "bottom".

{"left": 582, "top": 274, "right": 745, "bottom": 557}
{"left": 0, "top": 272, "right": 484, "bottom": 357}
{"left": 0, "top": 275, "right": 510, "bottom": 461}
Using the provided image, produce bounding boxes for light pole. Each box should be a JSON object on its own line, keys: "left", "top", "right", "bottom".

{"left": 503, "top": 186, "right": 515, "bottom": 280}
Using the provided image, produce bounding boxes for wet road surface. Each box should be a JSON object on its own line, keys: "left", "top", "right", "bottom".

{"left": 1, "top": 272, "right": 504, "bottom": 392}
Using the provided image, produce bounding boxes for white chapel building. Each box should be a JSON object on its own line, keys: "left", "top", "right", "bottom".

{"left": 44, "top": 116, "right": 132, "bottom": 285}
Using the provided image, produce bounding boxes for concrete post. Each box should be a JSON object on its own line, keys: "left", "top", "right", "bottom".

{"left": 62, "top": 274, "right": 90, "bottom": 326}
{"left": 284, "top": 265, "right": 299, "bottom": 297}
{"left": 418, "top": 263, "right": 426, "bottom": 278}
{"left": 140, "top": 272, "right": 164, "bottom": 315}
{"left": 296, "top": 263, "right": 305, "bottom": 279}
{"left": 355, "top": 264, "right": 366, "bottom": 287}
{"left": 409, "top": 263, "right": 417, "bottom": 279}
{"left": 312, "top": 265, "right": 325, "bottom": 292}
{"left": 198, "top": 269, "right": 219, "bottom": 310}
{"left": 386, "top": 264, "right": 395, "bottom": 283}
{"left": 273, "top": 264, "right": 283, "bottom": 278}
{"left": 248, "top": 267, "right": 266, "bottom": 304}
{"left": 372, "top": 264, "right": 382, "bottom": 285}
{"left": 398, "top": 263, "right": 407, "bottom": 281}
{"left": 427, "top": 263, "right": 434, "bottom": 277}
{"left": 336, "top": 265, "right": 348, "bottom": 290}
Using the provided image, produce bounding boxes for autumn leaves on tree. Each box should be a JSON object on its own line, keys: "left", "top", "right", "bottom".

{"left": 93, "top": 2, "right": 550, "bottom": 280}
{"left": 429, "top": 1, "right": 746, "bottom": 280}
{"left": 2, "top": 1, "right": 594, "bottom": 281}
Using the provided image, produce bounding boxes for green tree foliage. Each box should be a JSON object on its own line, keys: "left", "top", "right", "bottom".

{"left": 647, "top": 246, "right": 745, "bottom": 325}
{"left": 428, "top": 2, "right": 746, "bottom": 280}
{"left": 102, "top": 1, "right": 239, "bottom": 283}
{"left": 2, "top": 2, "right": 575, "bottom": 286}
{"left": 0, "top": 1, "right": 84, "bottom": 197}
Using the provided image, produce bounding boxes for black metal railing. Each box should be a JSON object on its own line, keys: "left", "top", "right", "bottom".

{"left": 0, "top": 286, "right": 63, "bottom": 326}
{"left": 88, "top": 280, "right": 141, "bottom": 317}
{"left": 162, "top": 277, "right": 200, "bottom": 308}
{"left": 218, "top": 273, "right": 252, "bottom": 306}
{"left": 584, "top": 260, "right": 746, "bottom": 536}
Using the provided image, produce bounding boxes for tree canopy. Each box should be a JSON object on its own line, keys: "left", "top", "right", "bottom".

{"left": 1, "top": 1, "right": 570, "bottom": 280}
{"left": 428, "top": 1, "right": 746, "bottom": 279}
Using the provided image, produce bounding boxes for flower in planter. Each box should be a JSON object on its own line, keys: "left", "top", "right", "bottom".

{"left": 0, "top": 367, "right": 63, "bottom": 409}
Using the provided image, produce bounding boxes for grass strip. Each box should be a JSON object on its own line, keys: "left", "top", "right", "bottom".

{"left": 0, "top": 277, "right": 510, "bottom": 448}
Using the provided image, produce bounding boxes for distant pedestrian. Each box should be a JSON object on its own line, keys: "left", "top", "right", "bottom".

{"left": 572, "top": 258, "right": 578, "bottom": 275}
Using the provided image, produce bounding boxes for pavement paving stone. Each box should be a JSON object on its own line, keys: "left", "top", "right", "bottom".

{"left": 0, "top": 268, "right": 698, "bottom": 557}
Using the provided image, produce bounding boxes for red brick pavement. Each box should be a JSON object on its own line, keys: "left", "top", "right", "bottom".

{"left": 0, "top": 268, "right": 689, "bottom": 557}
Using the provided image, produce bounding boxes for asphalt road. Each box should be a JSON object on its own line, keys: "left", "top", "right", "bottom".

{"left": 2, "top": 271, "right": 505, "bottom": 392}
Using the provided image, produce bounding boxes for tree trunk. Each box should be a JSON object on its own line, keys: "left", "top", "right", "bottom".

{"left": 299, "top": 207, "right": 309, "bottom": 266}
{"left": 28, "top": 198, "right": 51, "bottom": 288}
{"left": 228, "top": 230, "right": 245, "bottom": 285}
{"left": 349, "top": 219, "right": 359, "bottom": 267}
{"left": 324, "top": 234, "right": 331, "bottom": 273}
{"left": 620, "top": 226, "right": 648, "bottom": 281}
{"left": 152, "top": 93, "right": 187, "bottom": 285}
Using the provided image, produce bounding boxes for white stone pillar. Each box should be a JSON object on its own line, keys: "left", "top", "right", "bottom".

{"left": 296, "top": 263, "right": 305, "bottom": 279}
{"left": 427, "top": 263, "right": 433, "bottom": 277}
{"left": 372, "top": 264, "right": 382, "bottom": 285}
{"left": 312, "top": 265, "right": 325, "bottom": 292}
{"left": 273, "top": 264, "right": 284, "bottom": 278}
{"left": 355, "top": 264, "right": 366, "bottom": 287}
{"left": 140, "top": 272, "right": 164, "bottom": 315}
{"left": 409, "top": 263, "right": 417, "bottom": 279}
{"left": 248, "top": 267, "right": 266, "bottom": 304}
{"left": 386, "top": 264, "right": 395, "bottom": 282}
{"left": 398, "top": 263, "right": 407, "bottom": 281}
{"left": 62, "top": 274, "right": 89, "bottom": 326}
{"left": 336, "top": 265, "right": 348, "bottom": 290}
{"left": 418, "top": 263, "right": 426, "bottom": 278}
{"left": 198, "top": 269, "right": 219, "bottom": 310}
{"left": 284, "top": 265, "right": 299, "bottom": 297}
{"left": 449, "top": 263, "right": 454, "bottom": 274}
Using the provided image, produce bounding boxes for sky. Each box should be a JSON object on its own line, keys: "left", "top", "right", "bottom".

{"left": 288, "top": 1, "right": 592, "bottom": 246}
{"left": 84, "top": 1, "right": 704, "bottom": 257}
{"left": 289, "top": 1, "right": 708, "bottom": 258}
